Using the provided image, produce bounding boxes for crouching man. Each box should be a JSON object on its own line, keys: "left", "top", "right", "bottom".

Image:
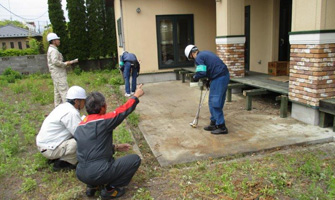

{"left": 36, "top": 86, "right": 87, "bottom": 171}
{"left": 74, "top": 84, "right": 144, "bottom": 199}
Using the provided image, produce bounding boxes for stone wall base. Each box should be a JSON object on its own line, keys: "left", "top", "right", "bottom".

{"left": 291, "top": 103, "right": 319, "bottom": 125}
{"left": 137, "top": 72, "right": 176, "bottom": 84}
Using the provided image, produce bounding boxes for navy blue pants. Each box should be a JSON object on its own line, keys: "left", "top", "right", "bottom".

{"left": 123, "top": 62, "right": 138, "bottom": 94}
{"left": 208, "top": 73, "right": 230, "bottom": 125}
{"left": 77, "top": 154, "right": 141, "bottom": 187}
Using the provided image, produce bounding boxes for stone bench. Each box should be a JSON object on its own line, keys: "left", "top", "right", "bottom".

{"left": 178, "top": 70, "right": 195, "bottom": 83}
{"left": 173, "top": 69, "right": 183, "bottom": 80}
{"left": 243, "top": 88, "right": 268, "bottom": 111}
{"left": 226, "top": 83, "right": 245, "bottom": 102}
{"left": 186, "top": 73, "right": 195, "bottom": 82}
{"left": 319, "top": 98, "right": 335, "bottom": 132}
{"left": 275, "top": 95, "right": 289, "bottom": 118}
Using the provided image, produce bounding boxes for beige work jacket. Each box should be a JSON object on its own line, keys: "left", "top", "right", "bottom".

{"left": 47, "top": 45, "right": 67, "bottom": 79}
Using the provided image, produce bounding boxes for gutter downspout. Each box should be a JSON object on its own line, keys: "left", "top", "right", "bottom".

{"left": 120, "top": 0, "right": 126, "bottom": 50}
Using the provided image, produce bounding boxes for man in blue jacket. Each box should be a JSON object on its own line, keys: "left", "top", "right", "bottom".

{"left": 119, "top": 51, "right": 140, "bottom": 97}
{"left": 185, "top": 45, "right": 230, "bottom": 134}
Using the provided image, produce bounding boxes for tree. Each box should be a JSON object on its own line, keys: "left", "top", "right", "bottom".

{"left": 48, "top": 0, "right": 70, "bottom": 59}
{"left": 104, "top": 5, "right": 117, "bottom": 58}
{"left": 86, "top": 0, "right": 105, "bottom": 59}
{"left": 67, "top": 0, "right": 89, "bottom": 60}
{"left": 42, "top": 27, "right": 53, "bottom": 53}
{"left": 0, "top": 20, "right": 28, "bottom": 29}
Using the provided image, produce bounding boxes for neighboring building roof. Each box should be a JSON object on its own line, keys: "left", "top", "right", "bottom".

{"left": 0, "top": 24, "right": 42, "bottom": 39}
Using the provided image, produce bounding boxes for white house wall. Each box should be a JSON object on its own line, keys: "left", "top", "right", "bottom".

{"left": 114, "top": 0, "right": 216, "bottom": 73}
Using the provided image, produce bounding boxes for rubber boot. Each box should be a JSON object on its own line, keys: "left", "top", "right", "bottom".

{"left": 101, "top": 187, "right": 125, "bottom": 199}
{"left": 204, "top": 120, "right": 216, "bottom": 131}
{"left": 211, "top": 124, "right": 228, "bottom": 135}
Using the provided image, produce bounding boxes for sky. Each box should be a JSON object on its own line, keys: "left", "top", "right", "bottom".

{"left": 0, "top": 0, "right": 68, "bottom": 32}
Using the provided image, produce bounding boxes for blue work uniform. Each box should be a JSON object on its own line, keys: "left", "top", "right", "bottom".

{"left": 119, "top": 52, "right": 140, "bottom": 94}
{"left": 193, "top": 51, "right": 230, "bottom": 126}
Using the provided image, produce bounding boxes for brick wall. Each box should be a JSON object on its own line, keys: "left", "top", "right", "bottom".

{"left": 216, "top": 44, "right": 245, "bottom": 77}
{"left": 289, "top": 44, "right": 335, "bottom": 107}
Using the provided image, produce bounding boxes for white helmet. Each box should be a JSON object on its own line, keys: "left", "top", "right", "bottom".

{"left": 184, "top": 45, "right": 198, "bottom": 60}
{"left": 47, "top": 33, "right": 60, "bottom": 42}
{"left": 66, "top": 86, "right": 87, "bottom": 100}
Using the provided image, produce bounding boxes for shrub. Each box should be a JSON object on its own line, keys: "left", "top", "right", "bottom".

{"left": 28, "top": 38, "right": 40, "bottom": 54}
{"left": 1, "top": 68, "right": 22, "bottom": 83}
{"left": 0, "top": 40, "right": 40, "bottom": 57}
{"left": 73, "top": 66, "right": 82, "bottom": 75}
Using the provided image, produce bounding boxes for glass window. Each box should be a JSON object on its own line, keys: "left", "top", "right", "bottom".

{"left": 10, "top": 42, "right": 14, "bottom": 49}
{"left": 2, "top": 42, "right": 6, "bottom": 50}
{"left": 117, "top": 18, "right": 123, "bottom": 47}
{"left": 156, "top": 15, "right": 194, "bottom": 69}
{"left": 26, "top": 41, "right": 30, "bottom": 48}
{"left": 18, "top": 42, "right": 22, "bottom": 49}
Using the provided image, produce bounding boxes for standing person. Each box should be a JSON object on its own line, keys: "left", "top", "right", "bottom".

{"left": 74, "top": 85, "right": 144, "bottom": 199}
{"left": 36, "top": 86, "right": 87, "bottom": 171}
{"left": 119, "top": 51, "right": 140, "bottom": 97}
{"left": 47, "top": 32, "right": 77, "bottom": 107}
{"left": 185, "top": 45, "right": 230, "bottom": 135}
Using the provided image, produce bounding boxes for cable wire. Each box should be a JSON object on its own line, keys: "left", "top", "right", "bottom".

{"left": 0, "top": 3, "right": 48, "bottom": 21}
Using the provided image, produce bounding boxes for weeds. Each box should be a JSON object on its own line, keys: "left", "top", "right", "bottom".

{"left": 132, "top": 188, "right": 154, "bottom": 200}
{"left": 1, "top": 69, "right": 335, "bottom": 199}
{"left": 20, "top": 177, "right": 37, "bottom": 193}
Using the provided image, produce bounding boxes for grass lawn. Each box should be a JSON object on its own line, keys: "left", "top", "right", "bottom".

{"left": 0, "top": 68, "right": 335, "bottom": 199}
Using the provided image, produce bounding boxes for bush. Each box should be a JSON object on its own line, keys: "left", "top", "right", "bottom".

{"left": 1, "top": 68, "right": 22, "bottom": 83}
{"left": 73, "top": 66, "right": 82, "bottom": 75}
{"left": 0, "top": 39, "right": 40, "bottom": 57}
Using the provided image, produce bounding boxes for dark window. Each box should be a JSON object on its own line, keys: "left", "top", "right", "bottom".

{"left": 117, "top": 18, "right": 123, "bottom": 47}
{"left": 156, "top": 15, "right": 194, "bottom": 69}
{"left": 26, "top": 41, "right": 30, "bottom": 48}
{"left": 18, "top": 42, "right": 22, "bottom": 49}
{"left": 2, "top": 42, "right": 6, "bottom": 50}
{"left": 10, "top": 42, "right": 14, "bottom": 48}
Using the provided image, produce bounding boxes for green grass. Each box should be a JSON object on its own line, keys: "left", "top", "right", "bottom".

{"left": 1, "top": 69, "right": 335, "bottom": 199}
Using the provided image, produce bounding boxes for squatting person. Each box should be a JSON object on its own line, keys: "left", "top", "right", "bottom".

{"left": 36, "top": 86, "right": 87, "bottom": 171}
{"left": 185, "top": 44, "right": 230, "bottom": 135}
{"left": 74, "top": 85, "right": 144, "bottom": 199}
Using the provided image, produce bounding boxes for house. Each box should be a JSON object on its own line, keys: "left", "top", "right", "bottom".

{"left": 112, "top": 0, "right": 335, "bottom": 125}
{"left": 0, "top": 24, "right": 42, "bottom": 50}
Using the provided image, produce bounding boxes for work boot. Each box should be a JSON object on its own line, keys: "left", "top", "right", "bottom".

{"left": 53, "top": 160, "right": 76, "bottom": 171}
{"left": 101, "top": 187, "right": 125, "bottom": 199}
{"left": 211, "top": 124, "right": 228, "bottom": 135}
{"left": 204, "top": 120, "right": 216, "bottom": 131}
{"left": 47, "top": 158, "right": 59, "bottom": 165}
{"left": 86, "top": 185, "right": 101, "bottom": 197}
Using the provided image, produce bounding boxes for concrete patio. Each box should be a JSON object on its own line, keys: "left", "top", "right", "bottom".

{"left": 132, "top": 81, "right": 335, "bottom": 166}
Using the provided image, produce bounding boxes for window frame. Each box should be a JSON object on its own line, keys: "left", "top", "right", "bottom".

{"left": 156, "top": 14, "right": 194, "bottom": 69}
{"left": 18, "top": 41, "right": 22, "bottom": 49}
{"left": 117, "top": 18, "right": 123, "bottom": 47}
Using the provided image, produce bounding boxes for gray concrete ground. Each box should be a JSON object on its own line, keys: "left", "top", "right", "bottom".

{"left": 132, "top": 81, "right": 335, "bottom": 166}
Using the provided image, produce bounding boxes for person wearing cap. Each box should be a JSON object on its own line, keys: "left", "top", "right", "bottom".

{"left": 47, "top": 32, "right": 78, "bottom": 107}
{"left": 36, "top": 86, "right": 86, "bottom": 171}
{"left": 119, "top": 51, "right": 140, "bottom": 97}
{"left": 74, "top": 84, "right": 144, "bottom": 199}
{"left": 184, "top": 45, "right": 230, "bottom": 135}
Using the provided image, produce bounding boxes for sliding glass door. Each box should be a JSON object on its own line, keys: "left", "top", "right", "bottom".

{"left": 156, "top": 15, "right": 194, "bottom": 69}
